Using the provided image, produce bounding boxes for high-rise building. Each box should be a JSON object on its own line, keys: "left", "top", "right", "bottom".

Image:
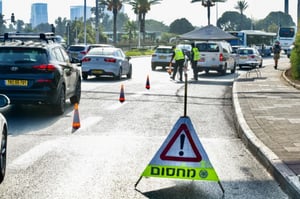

{"left": 70, "top": 6, "right": 92, "bottom": 21}
{"left": 30, "top": 3, "right": 48, "bottom": 27}
{"left": 0, "top": 0, "right": 2, "bottom": 15}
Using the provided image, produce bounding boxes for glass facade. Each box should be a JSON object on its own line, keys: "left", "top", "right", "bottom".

{"left": 30, "top": 3, "right": 48, "bottom": 27}
{"left": 70, "top": 6, "right": 92, "bottom": 21}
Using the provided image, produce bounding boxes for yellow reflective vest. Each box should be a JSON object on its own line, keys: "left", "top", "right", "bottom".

{"left": 174, "top": 48, "right": 185, "bottom": 60}
{"left": 192, "top": 47, "right": 200, "bottom": 61}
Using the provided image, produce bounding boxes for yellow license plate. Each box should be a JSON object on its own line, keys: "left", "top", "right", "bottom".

{"left": 159, "top": 56, "right": 166, "bottom": 59}
{"left": 5, "top": 79, "right": 28, "bottom": 86}
{"left": 92, "top": 70, "right": 103, "bottom": 75}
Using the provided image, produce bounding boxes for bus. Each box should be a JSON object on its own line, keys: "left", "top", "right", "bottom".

{"left": 227, "top": 30, "right": 276, "bottom": 56}
{"left": 277, "top": 26, "right": 297, "bottom": 53}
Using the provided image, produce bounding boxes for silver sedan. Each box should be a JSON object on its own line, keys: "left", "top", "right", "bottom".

{"left": 0, "top": 94, "right": 9, "bottom": 184}
{"left": 81, "top": 47, "right": 132, "bottom": 80}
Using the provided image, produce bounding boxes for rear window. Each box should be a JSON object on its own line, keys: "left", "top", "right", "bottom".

{"left": 155, "top": 48, "right": 173, "bottom": 54}
{"left": 87, "top": 48, "right": 116, "bottom": 56}
{"left": 68, "top": 46, "right": 86, "bottom": 51}
{"left": 238, "top": 49, "right": 254, "bottom": 55}
{"left": 196, "top": 43, "right": 219, "bottom": 52}
{"left": 0, "top": 48, "right": 47, "bottom": 64}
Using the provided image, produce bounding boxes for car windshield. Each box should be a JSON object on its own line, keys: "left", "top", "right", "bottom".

{"left": 0, "top": 48, "right": 47, "bottom": 64}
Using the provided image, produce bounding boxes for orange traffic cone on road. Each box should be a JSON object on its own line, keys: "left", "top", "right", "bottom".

{"left": 72, "top": 103, "right": 80, "bottom": 129}
{"left": 119, "top": 84, "right": 125, "bottom": 103}
{"left": 145, "top": 75, "right": 150, "bottom": 90}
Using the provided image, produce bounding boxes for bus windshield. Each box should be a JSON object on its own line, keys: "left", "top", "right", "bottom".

{"left": 279, "top": 28, "right": 295, "bottom": 38}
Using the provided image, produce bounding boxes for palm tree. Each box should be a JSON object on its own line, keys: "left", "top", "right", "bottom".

{"left": 128, "top": 0, "right": 161, "bottom": 43}
{"left": 123, "top": 20, "right": 137, "bottom": 44}
{"left": 100, "top": 0, "right": 128, "bottom": 44}
{"left": 234, "top": 0, "right": 248, "bottom": 30}
{"left": 191, "top": 0, "right": 227, "bottom": 25}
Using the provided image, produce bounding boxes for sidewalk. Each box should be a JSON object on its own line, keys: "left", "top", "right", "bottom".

{"left": 232, "top": 59, "right": 300, "bottom": 198}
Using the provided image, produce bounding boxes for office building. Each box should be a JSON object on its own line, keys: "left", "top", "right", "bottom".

{"left": 70, "top": 6, "right": 92, "bottom": 21}
{"left": 30, "top": 3, "right": 48, "bottom": 27}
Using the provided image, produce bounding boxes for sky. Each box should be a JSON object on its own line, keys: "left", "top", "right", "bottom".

{"left": 1, "top": 0, "right": 298, "bottom": 27}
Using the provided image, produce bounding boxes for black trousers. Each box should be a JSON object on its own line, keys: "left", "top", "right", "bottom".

{"left": 172, "top": 59, "right": 185, "bottom": 80}
{"left": 191, "top": 60, "right": 198, "bottom": 79}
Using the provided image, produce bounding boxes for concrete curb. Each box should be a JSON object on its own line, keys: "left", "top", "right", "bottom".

{"left": 282, "top": 70, "right": 300, "bottom": 90}
{"left": 232, "top": 81, "right": 300, "bottom": 198}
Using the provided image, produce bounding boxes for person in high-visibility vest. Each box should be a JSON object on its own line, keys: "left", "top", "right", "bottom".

{"left": 169, "top": 45, "right": 185, "bottom": 81}
{"left": 190, "top": 42, "right": 200, "bottom": 80}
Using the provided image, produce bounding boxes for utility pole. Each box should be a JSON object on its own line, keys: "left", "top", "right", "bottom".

{"left": 84, "top": 0, "right": 87, "bottom": 45}
{"left": 95, "top": 0, "right": 99, "bottom": 43}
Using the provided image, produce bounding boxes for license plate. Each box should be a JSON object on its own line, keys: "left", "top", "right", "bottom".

{"left": 5, "top": 79, "right": 28, "bottom": 86}
{"left": 159, "top": 56, "right": 166, "bottom": 59}
{"left": 92, "top": 70, "right": 103, "bottom": 75}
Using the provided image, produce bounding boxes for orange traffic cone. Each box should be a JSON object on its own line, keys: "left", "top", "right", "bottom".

{"left": 119, "top": 84, "right": 125, "bottom": 103}
{"left": 145, "top": 75, "right": 150, "bottom": 89}
{"left": 72, "top": 103, "right": 80, "bottom": 129}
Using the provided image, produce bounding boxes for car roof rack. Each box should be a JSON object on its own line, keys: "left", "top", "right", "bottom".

{"left": 1, "top": 32, "right": 56, "bottom": 43}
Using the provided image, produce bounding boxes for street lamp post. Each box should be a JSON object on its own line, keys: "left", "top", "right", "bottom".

{"left": 84, "top": 0, "right": 87, "bottom": 45}
{"left": 95, "top": 0, "right": 99, "bottom": 43}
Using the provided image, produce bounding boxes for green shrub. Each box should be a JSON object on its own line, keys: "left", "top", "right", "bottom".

{"left": 125, "top": 49, "right": 154, "bottom": 57}
{"left": 290, "top": 32, "right": 300, "bottom": 80}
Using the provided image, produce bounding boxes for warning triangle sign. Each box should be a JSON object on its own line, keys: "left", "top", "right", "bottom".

{"left": 140, "top": 116, "right": 220, "bottom": 182}
{"left": 160, "top": 123, "right": 202, "bottom": 162}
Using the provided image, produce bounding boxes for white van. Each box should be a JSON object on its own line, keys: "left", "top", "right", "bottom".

{"left": 195, "top": 41, "right": 236, "bottom": 75}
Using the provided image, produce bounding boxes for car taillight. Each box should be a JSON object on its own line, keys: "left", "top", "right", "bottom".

{"left": 250, "top": 55, "right": 255, "bottom": 59}
{"left": 80, "top": 51, "right": 87, "bottom": 55}
{"left": 104, "top": 58, "right": 116, "bottom": 63}
{"left": 32, "top": 64, "right": 56, "bottom": 71}
{"left": 152, "top": 54, "right": 157, "bottom": 57}
{"left": 81, "top": 57, "right": 91, "bottom": 62}
{"left": 219, "top": 53, "right": 224, "bottom": 61}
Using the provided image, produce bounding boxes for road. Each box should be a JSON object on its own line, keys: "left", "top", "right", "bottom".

{"left": 0, "top": 56, "right": 288, "bottom": 198}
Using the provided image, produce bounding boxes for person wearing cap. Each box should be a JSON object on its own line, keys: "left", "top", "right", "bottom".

{"left": 272, "top": 41, "right": 281, "bottom": 69}
{"left": 169, "top": 45, "right": 185, "bottom": 81}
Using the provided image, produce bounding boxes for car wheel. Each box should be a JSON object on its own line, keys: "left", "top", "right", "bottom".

{"left": 115, "top": 68, "right": 122, "bottom": 80}
{"left": 53, "top": 85, "right": 65, "bottom": 115}
{"left": 70, "top": 80, "right": 81, "bottom": 104}
{"left": 151, "top": 63, "right": 156, "bottom": 71}
{"left": 127, "top": 65, "right": 132, "bottom": 79}
{"left": 231, "top": 63, "right": 236, "bottom": 74}
{"left": 259, "top": 61, "right": 263, "bottom": 68}
{"left": 0, "top": 127, "right": 7, "bottom": 183}
{"left": 82, "top": 73, "right": 88, "bottom": 80}
{"left": 220, "top": 64, "right": 227, "bottom": 75}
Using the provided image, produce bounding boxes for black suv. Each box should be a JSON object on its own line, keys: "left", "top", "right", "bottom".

{"left": 0, "top": 33, "right": 81, "bottom": 115}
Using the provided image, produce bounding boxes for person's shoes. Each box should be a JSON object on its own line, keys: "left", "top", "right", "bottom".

{"left": 274, "top": 65, "right": 277, "bottom": 70}
{"left": 170, "top": 76, "right": 175, "bottom": 80}
{"left": 179, "top": 78, "right": 183, "bottom": 81}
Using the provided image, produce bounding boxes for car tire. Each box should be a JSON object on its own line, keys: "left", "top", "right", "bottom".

{"left": 70, "top": 80, "right": 81, "bottom": 104}
{"left": 127, "top": 65, "right": 132, "bottom": 79}
{"left": 0, "top": 127, "right": 7, "bottom": 184}
{"left": 220, "top": 64, "right": 227, "bottom": 75}
{"left": 82, "top": 73, "right": 88, "bottom": 80}
{"left": 151, "top": 64, "right": 156, "bottom": 71}
{"left": 231, "top": 64, "right": 236, "bottom": 74}
{"left": 259, "top": 61, "right": 263, "bottom": 68}
{"left": 53, "top": 85, "right": 65, "bottom": 115}
{"left": 115, "top": 68, "right": 122, "bottom": 80}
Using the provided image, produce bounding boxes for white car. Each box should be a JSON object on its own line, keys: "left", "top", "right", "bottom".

{"left": 81, "top": 47, "right": 132, "bottom": 80}
{"left": 151, "top": 46, "right": 175, "bottom": 71}
{"left": 0, "top": 94, "right": 9, "bottom": 183}
{"left": 195, "top": 41, "right": 236, "bottom": 75}
{"left": 236, "top": 47, "right": 263, "bottom": 69}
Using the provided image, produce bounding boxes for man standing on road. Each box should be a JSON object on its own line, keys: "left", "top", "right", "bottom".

{"left": 272, "top": 41, "right": 281, "bottom": 69}
{"left": 190, "top": 42, "right": 200, "bottom": 80}
{"left": 169, "top": 45, "right": 185, "bottom": 81}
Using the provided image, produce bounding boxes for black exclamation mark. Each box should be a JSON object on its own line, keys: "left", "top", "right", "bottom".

{"left": 179, "top": 134, "right": 185, "bottom": 156}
